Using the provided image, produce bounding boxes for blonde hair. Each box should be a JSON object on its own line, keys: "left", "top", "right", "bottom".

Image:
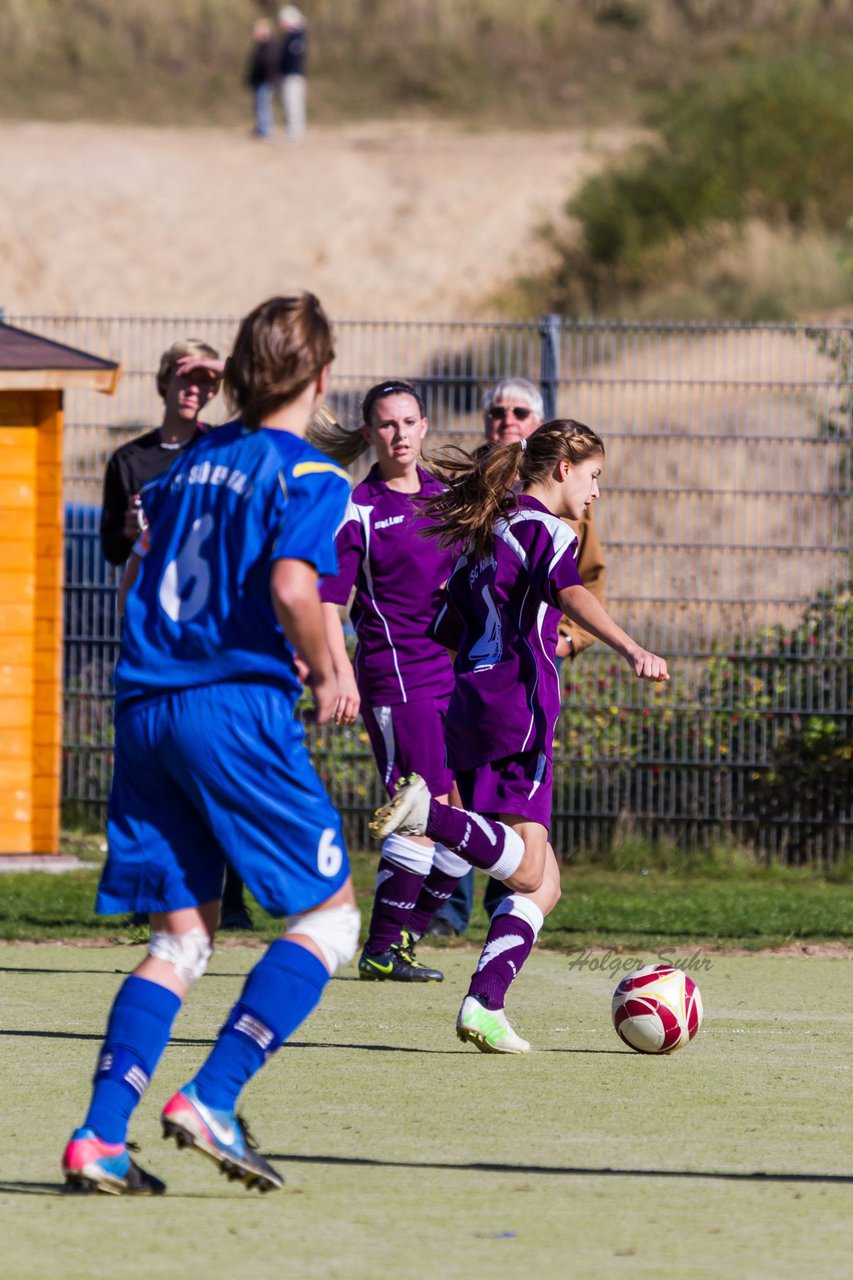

{"left": 306, "top": 407, "right": 368, "bottom": 466}
{"left": 156, "top": 338, "right": 220, "bottom": 400}
{"left": 422, "top": 419, "right": 605, "bottom": 557}
{"left": 224, "top": 293, "right": 334, "bottom": 429}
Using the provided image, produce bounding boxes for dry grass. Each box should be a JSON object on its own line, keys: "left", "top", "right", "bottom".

{"left": 1, "top": 0, "right": 851, "bottom": 127}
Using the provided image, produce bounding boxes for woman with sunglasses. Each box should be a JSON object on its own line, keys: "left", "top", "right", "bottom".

{"left": 310, "top": 380, "right": 470, "bottom": 984}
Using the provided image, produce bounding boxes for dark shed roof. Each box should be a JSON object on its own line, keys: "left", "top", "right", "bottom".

{"left": 0, "top": 322, "right": 120, "bottom": 393}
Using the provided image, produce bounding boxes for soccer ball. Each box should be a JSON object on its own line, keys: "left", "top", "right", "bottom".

{"left": 611, "top": 964, "right": 703, "bottom": 1054}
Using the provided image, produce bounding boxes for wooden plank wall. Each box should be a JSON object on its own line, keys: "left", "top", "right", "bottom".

{"left": 0, "top": 391, "right": 63, "bottom": 853}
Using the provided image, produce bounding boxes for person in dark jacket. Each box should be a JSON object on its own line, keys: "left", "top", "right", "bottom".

{"left": 246, "top": 18, "right": 278, "bottom": 139}
{"left": 100, "top": 340, "right": 220, "bottom": 569}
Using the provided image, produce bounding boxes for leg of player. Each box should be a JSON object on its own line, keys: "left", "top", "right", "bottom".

{"left": 161, "top": 878, "right": 359, "bottom": 1193}
{"left": 457, "top": 836, "right": 561, "bottom": 1056}
{"left": 220, "top": 863, "right": 255, "bottom": 932}
{"left": 404, "top": 782, "right": 471, "bottom": 943}
{"left": 61, "top": 902, "right": 219, "bottom": 1195}
{"left": 370, "top": 773, "right": 545, "bottom": 894}
{"left": 358, "top": 831, "right": 444, "bottom": 982}
{"left": 405, "top": 843, "right": 470, "bottom": 939}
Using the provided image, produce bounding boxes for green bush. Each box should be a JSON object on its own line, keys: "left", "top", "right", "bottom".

{"left": 547, "top": 51, "right": 853, "bottom": 312}
{"left": 554, "top": 588, "right": 852, "bottom": 861}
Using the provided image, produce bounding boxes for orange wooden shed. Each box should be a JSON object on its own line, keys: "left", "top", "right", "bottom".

{"left": 0, "top": 322, "right": 120, "bottom": 855}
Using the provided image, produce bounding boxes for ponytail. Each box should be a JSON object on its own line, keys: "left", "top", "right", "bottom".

{"left": 422, "top": 418, "right": 605, "bottom": 555}
{"left": 306, "top": 406, "right": 370, "bottom": 465}
{"left": 421, "top": 442, "right": 523, "bottom": 556}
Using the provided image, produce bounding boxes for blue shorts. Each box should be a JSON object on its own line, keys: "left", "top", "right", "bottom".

{"left": 362, "top": 695, "right": 453, "bottom": 798}
{"left": 98, "top": 682, "right": 349, "bottom": 918}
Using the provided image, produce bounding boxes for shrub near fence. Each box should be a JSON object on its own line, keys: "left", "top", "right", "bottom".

{"left": 16, "top": 313, "right": 849, "bottom": 863}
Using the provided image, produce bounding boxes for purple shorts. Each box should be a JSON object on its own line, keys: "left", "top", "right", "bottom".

{"left": 457, "top": 750, "right": 552, "bottom": 829}
{"left": 363, "top": 696, "right": 453, "bottom": 798}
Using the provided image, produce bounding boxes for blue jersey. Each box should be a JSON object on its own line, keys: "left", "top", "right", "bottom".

{"left": 115, "top": 419, "right": 351, "bottom": 708}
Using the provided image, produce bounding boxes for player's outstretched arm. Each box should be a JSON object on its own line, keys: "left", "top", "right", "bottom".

{"left": 271, "top": 559, "right": 338, "bottom": 722}
{"left": 321, "top": 602, "right": 360, "bottom": 725}
{"left": 557, "top": 583, "right": 669, "bottom": 683}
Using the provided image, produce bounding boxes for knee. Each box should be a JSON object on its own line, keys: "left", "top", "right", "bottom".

{"left": 147, "top": 927, "right": 213, "bottom": 988}
{"left": 284, "top": 902, "right": 361, "bottom": 975}
{"left": 544, "top": 877, "right": 562, "bottom": 914}
{"left": 505, "top": 863, "right": 545, "bottom": 895}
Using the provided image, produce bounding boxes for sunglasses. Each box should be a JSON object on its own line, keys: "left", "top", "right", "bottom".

{"left": 487, "top": 405, "right": 532, "bottom": 422}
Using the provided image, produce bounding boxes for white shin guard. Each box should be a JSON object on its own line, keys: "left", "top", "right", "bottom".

{"left": 380, "top": 831, "right": 434, "bottom": 875}
{"left": 433, "top": 842, "right": 470, "bottom": 878}
{"left": 285, "top": 902, "right": 361, "bottom": 975}
{"left": 492, "top": 894, "right": 545, "bottom": 937}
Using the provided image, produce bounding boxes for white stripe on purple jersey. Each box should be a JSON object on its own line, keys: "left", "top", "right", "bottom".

{"left": 432, "top": 494, "right": 583, "bottom": 772}
{"left": 320, "top": 464, "right": 455, "bottom": 707}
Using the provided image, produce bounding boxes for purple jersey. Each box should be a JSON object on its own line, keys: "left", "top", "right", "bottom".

{"left": 320, "top": 464, "right": 455, "bottom": 707}
{"left": 432, "top": 494, "right": 583, "bottom": 771}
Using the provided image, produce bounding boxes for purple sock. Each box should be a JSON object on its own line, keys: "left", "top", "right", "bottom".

{"left": 467, "top": 899, "right": 542, "bottom": 1010}
{"left": 408, "top": 866, "right": 462, "bottom": 936}
{"left": 365, "top": 858, "right": 426, "bottom": 954}
{"left": 425, "top": 800, "right": 524, "bottom": 879}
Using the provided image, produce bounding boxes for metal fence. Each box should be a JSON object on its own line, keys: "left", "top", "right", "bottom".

{"left": 11, "top": 312, "right": 852, "bottom": 861}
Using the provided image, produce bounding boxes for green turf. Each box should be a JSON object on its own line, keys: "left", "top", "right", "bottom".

{"left": 2, "top": 852, "right": 851, "bottom": 949}
{"left": 0, "top": 946, "right": 850, "bottom": 1279}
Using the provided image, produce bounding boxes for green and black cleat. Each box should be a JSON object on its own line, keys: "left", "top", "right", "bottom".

{"left": 358, "top": 941, "right": 444, "bottom": 982}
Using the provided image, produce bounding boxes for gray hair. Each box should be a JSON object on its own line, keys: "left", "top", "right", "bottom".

{"left": 279, "top": 5, "right": 305, "bottom": 28}
{"left": 481, "top": 377, "right": 544, "bottom": 421}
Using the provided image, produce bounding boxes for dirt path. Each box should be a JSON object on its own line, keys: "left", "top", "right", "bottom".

{"left": 0, "top": 119, "right": 637, "bottom": 319}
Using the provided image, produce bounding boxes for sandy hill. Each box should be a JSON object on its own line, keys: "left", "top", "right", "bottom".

{"left": 0, "top": 119, "right": 637, "bottom": 320}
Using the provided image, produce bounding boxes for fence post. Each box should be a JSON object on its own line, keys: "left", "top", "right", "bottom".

{"left": 539, "top": 313, "right": 561, "bottom": 418}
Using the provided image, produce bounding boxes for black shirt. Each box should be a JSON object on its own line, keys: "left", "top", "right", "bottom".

{"left": 279, "top": 30, "right": 307, "bottom": 77}
{"left": 99, "top": 427, "right": 204, "bottom": 566}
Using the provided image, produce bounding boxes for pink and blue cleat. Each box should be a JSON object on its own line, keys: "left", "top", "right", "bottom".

{"left": 161, "top": 1082, "right": 283, "bottom": 1192}
{"left": 61, "top": 1128, "right": 165, "bottom": 1195}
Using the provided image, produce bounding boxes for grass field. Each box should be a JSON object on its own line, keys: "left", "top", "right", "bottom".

{"left": 4, "top": 843, "right": 853, "bottom": 950}
{"left": 1, "top": 944, "right": 851, "bottom": 1279}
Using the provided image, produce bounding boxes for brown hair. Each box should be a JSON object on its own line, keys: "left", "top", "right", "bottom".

{"left": 156, "top": 338, "right": 220, "bottom": 400}
{"left": 422, "top": 419, "right": 605, "bottom": 557}
{"left": 223, "top": 293, "right": 335, "bottom": 429}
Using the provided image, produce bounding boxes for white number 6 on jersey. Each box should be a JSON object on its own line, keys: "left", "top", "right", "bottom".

{"left": 317, "top": 828, "right": 343, "bottom": 877}
{"left": 159, "top": 514, "right": 214, "bottom": 622}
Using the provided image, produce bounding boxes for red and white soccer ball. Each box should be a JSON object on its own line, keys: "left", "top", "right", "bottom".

{"left": 611, "top": 964, "right": 703, "bottom": 1054}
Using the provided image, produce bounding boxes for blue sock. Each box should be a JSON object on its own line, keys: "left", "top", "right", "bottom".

{"left": 192, "top": 940, "right": 328, "bottom": 1112}
{"left": 85, "top": 975, "right": 182, "bottom": 1144}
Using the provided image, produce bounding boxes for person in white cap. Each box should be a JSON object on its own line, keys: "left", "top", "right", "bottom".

{"left": 278, "top": 6, "right": 308, "bottom": 140}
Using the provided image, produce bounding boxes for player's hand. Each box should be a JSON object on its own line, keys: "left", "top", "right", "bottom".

{"left": 174, "top": 355, "right": 225, "bottom": 382}
{"left": 306, "top": 671, "right": 339, "bottom": 725}
{"left": 292, "top": 652, "right": 311, "bottom": 685}
{"left": 122, "top": 497, "right": 146, "bottom": 540}
{"left": 555, "top": 634, "right": 572, "bottom": 660}
{"left": 626, "top": 647, "right": 670, "bottom": 682}
{"left": 333, "top": 673, "right": 360, "bottom": 726}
